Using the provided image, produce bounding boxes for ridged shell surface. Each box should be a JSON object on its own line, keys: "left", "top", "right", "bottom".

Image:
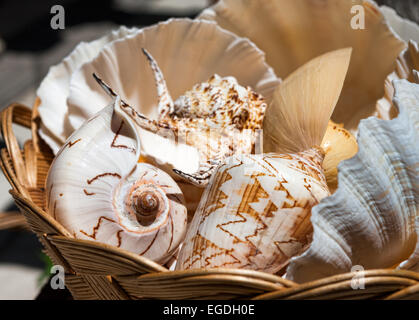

{"left": 286, "top": 79, "right": 419, "bottom": 283}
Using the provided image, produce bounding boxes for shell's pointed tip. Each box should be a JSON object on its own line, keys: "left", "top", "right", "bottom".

{"left": 92, "top": 73, "right": 116, "bottom": 98}
{"left": 141, "top": 47, "right": 151, "bottom": 59}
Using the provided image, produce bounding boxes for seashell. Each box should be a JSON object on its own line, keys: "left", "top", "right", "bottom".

{"left": 176, "top": 49, "right": 352, "bottom": 273}
{"left": 380, "top": 5, "right": 419, "bottom": 43}
{"left": 376, "top": 41, "right": 419, "bottom": 120}
{"left": 94, "top": 49, "right": 268, "bottom": 187}
{"left": 320, "top": 121, "right": 358, "bottom": 192}
{"left": 37, "top": 26, "right": 138, "bottom": 153}
{"left": 46, "top": 96, "right": 189, "bottom": 264}
{"left": 199, "top": 0, "right": 406, "bottom": 131}
{"left": 37, "top": 18, "right": 279, "bottom": 213}
{"left": 286, "top": 79, "right": 419, "bottom": 283}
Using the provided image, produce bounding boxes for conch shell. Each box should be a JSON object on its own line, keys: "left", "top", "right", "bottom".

{"left": 380, "top": 5, "right": 419, "bottom": 43}
{"left": 286, "top": 79, "right": 419, "bottom": 283}
{"left": 37, "top": 26, "right": 138, "bottom": 152}
{"left": 199, "top": 0, "right": 406, "bottom": 131}
{"left": 46, "top": 97, "right": 189, "bottom": 264}
{"left": 176, "top": 49, "right": 352, "bottom": 274}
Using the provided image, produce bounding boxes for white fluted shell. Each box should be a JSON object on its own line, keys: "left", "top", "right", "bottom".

{"left": 46, "top": 97, "right": 189, "bottom": 264}
{"left": 37, "top": 26, "right": 138, "bottom": 153}
{"left": 286, "top": 79, "right": 419, "bottom": 283}
{"left": 199, "top": 0, "right": 406, "bottom": 131}
{"left": 380, "top": 6, "right": 419, "bottom": 43}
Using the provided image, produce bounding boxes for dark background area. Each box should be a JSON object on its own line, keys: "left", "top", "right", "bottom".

{"left": 0, "top": 0, "right": 417, "bottom": 52}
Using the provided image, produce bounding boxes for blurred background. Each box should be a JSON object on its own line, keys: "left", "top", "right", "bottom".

{"left": 0, "top": 0, "right": 417, "bottom": 299}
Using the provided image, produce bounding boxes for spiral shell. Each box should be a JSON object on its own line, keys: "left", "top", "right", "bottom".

{"left": 46, "top": 97, "right": 188, "bottom": 263}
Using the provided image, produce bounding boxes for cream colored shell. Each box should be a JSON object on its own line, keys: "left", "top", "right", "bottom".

{"left": 176, "top": 148, "right": 330, "bottom": 274}
{"left": 286, "top": 79, "right": 419, "bottom": 283}
{"left": 321, "top": 121, "right": 358, "bottom": 192}
{"left": 46, "top": 97, "right": 188, "bottom": 264}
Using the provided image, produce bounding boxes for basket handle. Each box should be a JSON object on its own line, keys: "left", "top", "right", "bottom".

{"left": 0, "top": 103, "right": 33, "bottom": 189}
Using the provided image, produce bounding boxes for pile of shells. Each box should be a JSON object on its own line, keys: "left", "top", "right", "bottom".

{"left": 38, "top": 0, "right": 419, "bottom": 281}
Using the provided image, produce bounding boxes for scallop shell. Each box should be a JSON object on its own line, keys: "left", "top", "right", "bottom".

{"left": 37, "top": 26, "right": 138, "bottom": 153}
{"left": 46, "top": 97, "right": 189, "bottom": 264}
{"left": 199, "top": 0, "right": 406, "bottom": 131}
{"left": 286, "top": 79, "right": 419, "bottom": 283}
{"left": 376, "top": 41, "right": 419, "bottom": 120}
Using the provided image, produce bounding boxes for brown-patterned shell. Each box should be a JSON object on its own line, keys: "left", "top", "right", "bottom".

{"left": 176, "top": 49, "right": 352, "bottom": 273}
{"left": 46, "top": 97, "right": 188, "bottom": 264}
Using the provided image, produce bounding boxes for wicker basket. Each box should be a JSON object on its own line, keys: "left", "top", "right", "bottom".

{"left": 1, "top": 100, "right": 419, "bottom": 300}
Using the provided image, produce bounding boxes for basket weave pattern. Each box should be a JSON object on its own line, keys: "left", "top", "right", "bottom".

{"left": 1, "top": 101, "right": 419, "bottom": 300}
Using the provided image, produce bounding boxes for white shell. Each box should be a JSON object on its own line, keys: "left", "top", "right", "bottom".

{"left": 376, "top": 41, "right": 419, "bottom": 120}
{"left": 199, "top": 0, "right": 406, "bottom": 131}
{"left": 37, "top": 26, "right": 138, "bottom": 153}
{"left": 175, "top": 49, "right": 353, "bottom": 274}
{"left": 46, "top": 97, "right": 188, "bottom": 264}
{"left": 286, "top": 79, "right": 419, "bottom": 283}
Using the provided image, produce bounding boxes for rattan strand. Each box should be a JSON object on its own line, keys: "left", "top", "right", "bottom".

{"left": 0, "top": 102, "right": 418, "bottom": 300}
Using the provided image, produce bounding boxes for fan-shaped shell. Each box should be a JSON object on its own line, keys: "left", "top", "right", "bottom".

{"left": 286, "top": 79, "right": 419, "bottom": 283}
{"left": 46, "top": 97, "right": 188, "bottom": 264}
{"left": 37, "top": 26, "right": 138, "bottom": 153}
{"left": 199, "top": 0, "right": 406, "bottom": 131}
